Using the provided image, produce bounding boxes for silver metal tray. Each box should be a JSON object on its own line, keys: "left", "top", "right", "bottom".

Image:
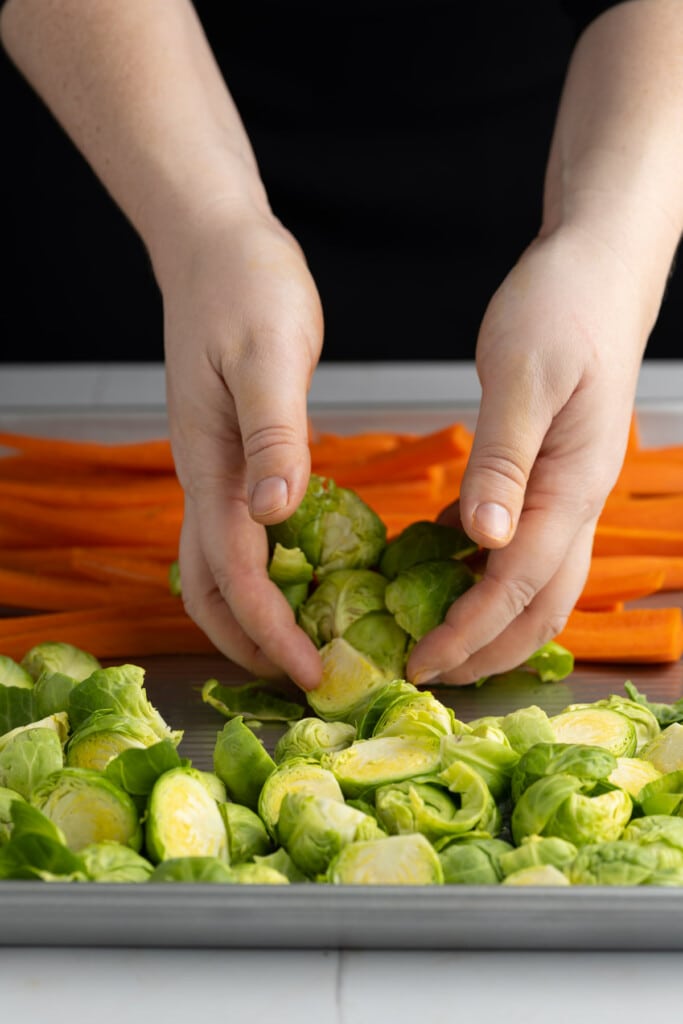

{"left": 0, "top": 392, "right": 682, "bottom": 950}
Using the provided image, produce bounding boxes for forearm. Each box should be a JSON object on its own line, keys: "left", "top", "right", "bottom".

{"left": 0, "top": 0, "right": 269, "bottom": 272}
{"left": 542, "top": 0, "right": 683, "bottom": 332}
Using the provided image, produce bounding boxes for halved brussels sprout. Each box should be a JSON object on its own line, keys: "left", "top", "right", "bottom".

{"left": 511, "top": 743, "right": 617, "bottom": 804}
{"left": 437, "top": 836, "right": 512, "bottom": 885}
{"left": 0, "top": 711, "right": 69, "bottom": 753}
{"left": 20, "top": 642, "right": 101, "bottom": 683}
{"left": 379, "top": 520, "right": 477, "bottom": 580}
{"left": 306, "top": 637, "right": 393, "bottom": 723}
{"left": 563, "top": 696, "right": 660, "bottom": 752}
{"left": 267, "top": 474, "right": 386, "bottom": 578}
{"left": 66, "top": 713, "right": 161, "bottom": 771}
{"left": 435, "top": 760, "right": 501, "bottom": 836}
{"left": 637, "top": 771, "right": 683, "bottom": 817}
{"left": 342, "top": 611, "right": 410, "bottom": 680}
{"left": 550, "top": 708, "right": 637, "bottom": 757}
{"left": 274, "top": 717, "right": 356, "bottom": 764}
{"left": 219, "top": 802, "right": 273, "bottom": 863}
{"left": 228, "top": 862, "right": 290, "bottom": 885}
{"left": 326, "top": 833, "right": 444, "bottom": 885}
{"left": 622, "top": 814, "right": 683, "bottom": 858}
{"left": 0, "top": 727, "right": 64, "bottom": 798}
{"left": 640, "top": 723, "right": 683, "bottom": 774}
{"left": 375, "top": 773, "right": 497, "bottom": 842}
{"left": 80, "top": 840, "right": 154, "bottom": 882}
{"left": 257, "top": 758, "right": 344, "bottom": 839}
{"left": 0, "top": 655, "right": 34, "bottom": 690}
{"left": 268, "top": 543, "right": 314, "bottom": 611}
{"left": 323, "top": 735, "right": 442, "bottom": 798}
{"left": 498, "top": 835, "right": 578, "bottom": 877}
{"left": 145, "top": 767, "right": 227, "bottom": 864}
{"left": 567, "top": 840, "right": 683, "bottom": 886}
{"left": 355, "top": 680, "right": 420, "bottom": 739}
{"left": 498, "top": 705, "right": 555, "bottom": 755}
{"left": 149, "top": 856, "right": 235, "bottom": 884}
{"left": 384, "top": 559, "right": 475, "bottom": 641}
{"left": 608, "top": 757, "right": 662, "bottom": 799}
{"left": 512, "top": 774, "right": 632, "bottom": 847}
{"left": 502, "top": 864, "right": 570, "bottom": 886}
{"left": 253, "top": 846, "right": 309, "bottom": 883}
{"left": 32, "top": 767, "right": 142, "bottom": 852}
{"left": 68, "top": 664, "right": 182, "bottom": 746}
{"left": 441, "top": 731, "right": 520, "bottom": 801}
{"left": 213, "top": 716, "right": 276, "bottom": 811}
{"left": 278, "top": 792, "right": 384, "bottom": 877}
{"left": 373, "top": 691, "right": 455, "bottom": 740}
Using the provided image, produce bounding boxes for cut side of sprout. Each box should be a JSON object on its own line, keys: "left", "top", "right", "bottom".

{"left": 550, "top": 708, "right": 637, "bottom": 757}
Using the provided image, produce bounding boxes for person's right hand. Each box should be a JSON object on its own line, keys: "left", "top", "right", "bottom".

{"left": 154, "top": 201, "right": 325, "bottom": 691}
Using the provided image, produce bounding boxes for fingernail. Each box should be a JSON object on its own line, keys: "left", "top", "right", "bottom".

{"left": 413, "top": 669, "right": 441, "bottom": 686}
{"left": 251, "top": 476, "right": 288, "bottom": 517}
{"left": 472, "top": 501, "right": 511, "bottom": 542}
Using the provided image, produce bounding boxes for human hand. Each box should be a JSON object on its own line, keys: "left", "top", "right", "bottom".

{"left": 158, "top": 203, "right": 324, "bottom": 690}
{"left": 407, "top": 225, "right": 652, "bottom": 685}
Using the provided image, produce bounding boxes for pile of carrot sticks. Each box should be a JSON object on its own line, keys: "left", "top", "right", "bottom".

{"left": 0, "top": 413, "right": 681, "bottom": 666}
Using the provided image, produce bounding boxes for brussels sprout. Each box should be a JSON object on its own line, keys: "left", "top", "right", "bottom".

{"left": 502, "top": 865, "right": 570, "bottom": 886}
{"left": 438, "top": 836, "right": 513, "bottom": 885}
{"left": 498, "top": 705, "right": 555, "bottom": 755}
{"left": 342, "top": 612, "right": 410, "bottom": 680}
{"left": 228, "top": 862, "right": 290, "bottom": 885}
{"left": 81, "top": 840, "right": 154, "bottom": 882}
{"left": 69, "top": 664, "right": 182, "bottom": 745}
{"left": 563, "top": 696, "right": 660, "bottom": 752}
{"left": 379, "top": 520, "right": 477, "bottom": 580}
{"left": 0, "top": 711, "right": 70, "bottom": 753}
{"left": 267, "top": 474, "right": 386, "bottom": 577}
{"left": 268, "top": 543, "right": 314, "bottom": 611}
{"left": 498, "top": 835, "right": 578, "bottom": 877}
{"left": 323, "top": 735, "right": 442, "bottom": 798}
{"left": 384, "top": 559, "right": 475, "bottom": 641}
{"left": 511, "top": 743, "right": 617, "bottom": 804}
{"left": 622, "top": 815, "right": 683, "bottom": 857}
{"left": 21, "top": 642, "right": 101, "bottom": 684}
{"left": 257, "top": 758, "right": 345, "bottom": 839}
{"left": 279, "top": 792, "right": 384, "bottom": 877}
{"left": 299, "top": 569, "right": 388, "bottom": 647}
{"left": 624, "top": 681, "right": 683, "bottom": 729}
{"left": 149, "top": 857, "right": 235, "bottom": 884}
{"left": 201, "top": 677, "right": 304, "bottom": 726}
{"left": 522, "top": 641, "right": 574, "bottom": 683}
{"left": 213, "top": 716, "right": 276, "bottom": 811}
{"left": 0, "top": 655, "right": 34, "bottom": 690}
{"left": 33, "top": 671, "right": 78, "bottom": 718}
{"left": 355, "top": 680, "right": 420, "bottom": 739}
{"left": 66, "top": 713, "right": 162, "bottom": 771}
{"left": 32, "top": 767, "right": 142, "bottom": 853}
{"left": 274, "top": 717, "right": 356, "bottom": 764}
{"left": 0, "top": 785, "right": 25, "bottom": 845}
{"left": 0, "top": 801, "right": 88, "bottom": 881}
{"left": 306, "top": 637, "right": 393, "bottom": 723}
{"left": 550, "top": 708, "right": 637, "bottom": 757}
{"left": 435, "top": 760, "right": 501, "bottom": 836}
{"left": 512, "top": 774, "right": 632, "bottom": 847}
{"left": 640, "top": 723, "right": 683, "bottom": 774}
{"left": 0, "top": 727, "right": 64, "bottom": 798}
{"left": 375, "top": 774, "right": 497, "bottom": 842}
{"left": 567, "top": 841, "right": 683, "bottom": 886}
{"left": 145, "top": 767, "right": 228, "bottom": 864}
{"left": 608, "top": 757, "right": 662, "bottom": 799}
{"left": 637, "top": 771, "right": 683, "bottom": 817}
{"left": 373, "top": 691, "right": 455, "bottom": 740}
{"left": 326, "top": 833, "right": 444, "bottom": 885}
{"left": 440, "top": 731, "right": 520, "bottom": 801}
{"left": 104, "top": 739, "right": 183, "bottom": 798}
{"left": 253, "top": 846, "right": 309, "bottom": 883}
{"left": 219, "top": 802, "right": 273, "bottom": 863}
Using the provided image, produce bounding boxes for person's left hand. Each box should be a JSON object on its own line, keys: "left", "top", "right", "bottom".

{"left": 407, "top": 224, "right": 651, "bottom": 686}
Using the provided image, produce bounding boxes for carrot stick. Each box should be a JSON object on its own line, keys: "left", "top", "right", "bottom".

{"left": 576, "top": 567, "right": 666, "bottom": 610}
{"left": 0, "top": 431, "right": 176, "bottom": 472}
{"left": 582, "top": 555, "right": 683, "bottom": 594}
{"left": 555, "top": 606, "right": 683, "bottom": 663}
{"left": 0, "top": 614, "right": 216, "bottom": 661}
{"left": 598, "top": 494, "right": 683, "bottom": 532}
{"left": 0, "top": 475, "right": 183, "bottom": 508}
{"left": 612, "top": 456, "right": 683, "bottom": 496}
{"left": 310, "top": 431, "right": 405, "bottom": 466}
{"left": 0, "top": 598, "right": 185, "bottom": 639}
{"left": 592, "top": 525, "right": 683, "bottom": 557}
{"left": 0, "top": 495, "right": 183, "bottom": 547}
{"left": 70, "top": 550, "right": 173, "bottom": 588}
{"left": 0, "top": 566, "right": 167, "bottom": 612}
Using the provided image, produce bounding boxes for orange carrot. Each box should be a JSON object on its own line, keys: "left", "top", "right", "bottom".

{"left": 310, "top": 431, "right": 406, "bottom": 466}
{"left": 612, "top": 456, "right": 683, "bottom": 496}
{"left": 599, "top": 494, "right": 683, "bottom": 532}
{"left": 592, "top": 525, "right": 683, "bottom": 557}
{"left": 581, "top": 555, "right": 683, "bottom": 594}
{"left": 0, "top": 431, "right": 175, "bottom": 472}
{"left": 0, "top": 495, "right": 182, "bottom": 547}
{"left": 0, "top": 598, "right": 185, "bottom": 640}
{"left": 0, "top": 566, "right": 167, "bottom": 612}
{"left": 0, "top": 475, "right": 183, "bottom": 509}
{"left": 555, "top": 606, "right": 683, "bottom": 663}
{"left": 576, "top": 566, "right": 666, "bottom": 610}
{"left": 70, "top": 549, "right": 173, "bottom": 588}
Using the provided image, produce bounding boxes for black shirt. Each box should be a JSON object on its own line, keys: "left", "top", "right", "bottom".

{"left": 1, "top": 1, "right": 678, "bottom": 362}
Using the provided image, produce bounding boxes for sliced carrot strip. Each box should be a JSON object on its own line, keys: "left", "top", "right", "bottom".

{"left": 555, "top": 607, "right": 683, "bottom": 663}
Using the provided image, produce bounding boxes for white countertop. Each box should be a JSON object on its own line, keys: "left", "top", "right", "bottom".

{"left": 1, "top": 361, "right": 682, "bottom": 1019}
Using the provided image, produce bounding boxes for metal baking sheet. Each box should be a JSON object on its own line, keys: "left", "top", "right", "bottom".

{"left": 0, "top": 398, "right": 682, "bottom": 950}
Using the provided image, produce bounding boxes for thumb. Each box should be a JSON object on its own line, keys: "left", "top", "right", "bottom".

{"left": 233, "top": 348, "right": 315, "bottom": 526}
{"left": 459, "top": 380, "right": 552, "bottom": 548}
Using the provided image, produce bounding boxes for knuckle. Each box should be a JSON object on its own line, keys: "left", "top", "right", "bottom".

{"left": 489, "top": 573, "right": 538, "bottom": 619}
{"left": 469, "top": 441, "right": 528, "bottom": 493}
{"left": 537, "top": 611, "right": 570, "bottom": 643}
{"left": 243, "top": 422, "right": 302, "bottom": 461}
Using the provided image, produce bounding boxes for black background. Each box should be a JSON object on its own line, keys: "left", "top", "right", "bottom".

{"left": 1, "top": 1, "right": 679, "bottom": 364}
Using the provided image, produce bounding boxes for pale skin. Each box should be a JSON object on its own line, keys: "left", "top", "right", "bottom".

{"left": 2, "top": 0, "right": 682, "bottom": 690}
